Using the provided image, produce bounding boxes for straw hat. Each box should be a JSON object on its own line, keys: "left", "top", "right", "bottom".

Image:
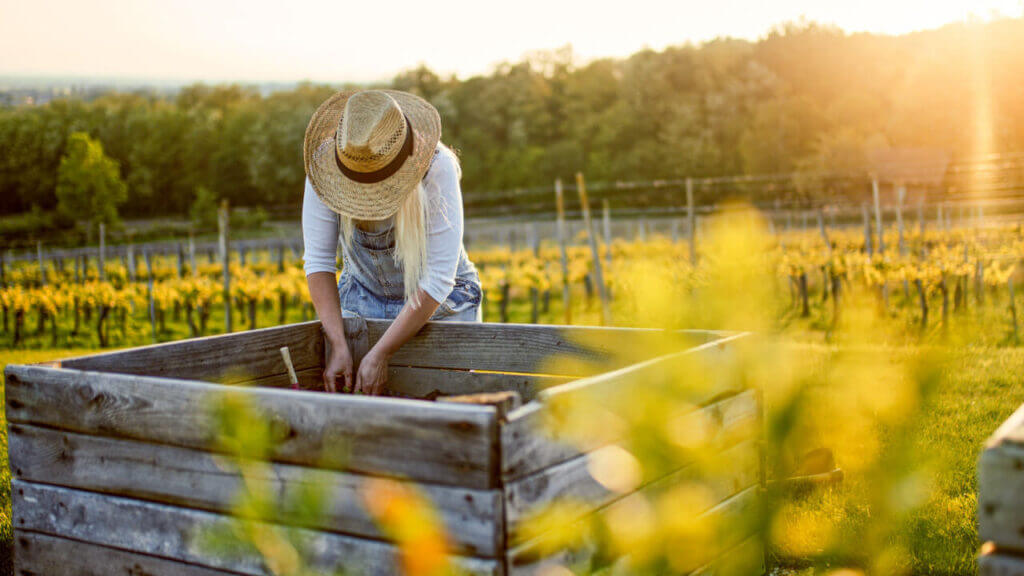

{"left": 304, "top": 89, "right": 441, "bottom": 220}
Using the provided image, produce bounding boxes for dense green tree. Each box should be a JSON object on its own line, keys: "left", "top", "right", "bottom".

{"left": 1, "top": 17, "right": 1023, "bottom": 220}
{"left": 54, "top": 132, "right": 128, "bottom": 230}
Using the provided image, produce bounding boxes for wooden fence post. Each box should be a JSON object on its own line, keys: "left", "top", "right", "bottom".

{"left": 36, "top": 241, "right": 47, "bottom": 286}
{"left": 219, "top": 200, "right": 232, "bottom": 333}
{"left": 576, "top": 172, "right": 611, "bottom": 326}
{"left": 188, "top": 233, "right": 197, "bottom": 278}
{"left": 872, "top": 177, "right": 884, "bottom": 255}
{"left": 602, "top": 199, "right": 612, "bottom": 267}
{"left": 526, "top": 223, "right": 540, "bottom": 324}
{"left": 98, "top": 223, "right": 106, "bottom": 282}
{"left": 817, "top": 209, "right": 831, "bottom": 255}
{"left": 144, "top": 251, "right": 157, "bottom": 343}
{"left": 127, "top": 242, "right": 137, "bottom": 282}
{"left": 686, "top": 177, "right": 697, "bottom": 264}
{"left": 918, "top": 195, "right": 925, "bottom": 237}
{"left": 896, "top": 184, "right": 906, "bottom": 256}
{"left": 862, "top": 204, "right": 873, "bottom": 256}
{"left": 555, "top": 179, "right": 572, "bottom": 325}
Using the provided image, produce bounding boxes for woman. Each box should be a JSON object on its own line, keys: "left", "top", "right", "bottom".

{"left": 302, "top": 89, "right": 481, "bottom": 396}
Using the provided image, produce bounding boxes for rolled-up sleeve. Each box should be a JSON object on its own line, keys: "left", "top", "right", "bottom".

{"left": 301, "top": 178, "right": 340, "bottom": 276}
{"left": 418, "top": 149, "right": 463, "bottom": 304}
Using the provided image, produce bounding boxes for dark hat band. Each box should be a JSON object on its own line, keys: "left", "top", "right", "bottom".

{"left": 335, "top": 115, "right": 414, "bottom": 184}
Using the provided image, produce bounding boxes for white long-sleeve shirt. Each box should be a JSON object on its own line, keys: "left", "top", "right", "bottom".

{"left": 301, "top": 145, "right": 465, "bottom": 304}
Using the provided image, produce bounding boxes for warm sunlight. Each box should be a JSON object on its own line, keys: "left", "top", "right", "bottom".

{"left": 1, "top": 0, "right": 1021, "bottom": 82}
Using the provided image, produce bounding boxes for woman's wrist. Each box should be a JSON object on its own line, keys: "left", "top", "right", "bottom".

{"left": 326, "top": 328, "right": 348, "bottom": 350}
{"left": 368, "top": 342, "right": 395, "bottom": 361}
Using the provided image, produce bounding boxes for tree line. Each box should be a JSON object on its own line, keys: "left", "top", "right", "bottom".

{"left": 1, "top": 18, "right": 1022, "bottom": 222}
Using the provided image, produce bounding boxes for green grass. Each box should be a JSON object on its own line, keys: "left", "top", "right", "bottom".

{"left": 767, "top": 345, "right": 1024, "bottom": 575}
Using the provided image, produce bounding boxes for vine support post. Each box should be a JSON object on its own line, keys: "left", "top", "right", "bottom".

{"left": 686, "top": 177, "right": 697, "bottom": 265}
{"left": 872, "top": 177, "right": 884, "bottom": 255}
{"left": 576, "top": 172, "right": 611, "bottom": 326}
{"left": 144, "top": 251, "right": 157, "bottom": 343}
{"left": 602, "top": 199, "right": 612, "bottom": 267}
{"left": 555, "top": 178, "right": 571, "bottom": 325}
{"left": 98, "top": 223, "right": 106, "bottom": 282}
{"left": 188, "top": 232, "right": 197, "bottom": 278}
{"left": 219, "top": 199, "right": 232, "bottom": 333}
{"left": 37, "top": 241, "right": 47, "bottom": 286}
{"left": 862, "top": 204, "right": 873, "bottom": 256}
{"left": 897, "top": 184, "right": 906, "bottom": 256}
{"left": 127, "top": 242, "right": 137, "bottom": 282}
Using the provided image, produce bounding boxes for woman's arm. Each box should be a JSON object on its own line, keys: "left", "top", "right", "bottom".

{"left": 355, "top": 288, "right": 440, "bottom": 395}
{"left": 302, "top": 179, "right": 352, "bottom": 392}
{"left": 355, "top": 147, "right": 465, "bottom": 395}
{"left": 308, "top": 271, "right": 353, "bottom": 392}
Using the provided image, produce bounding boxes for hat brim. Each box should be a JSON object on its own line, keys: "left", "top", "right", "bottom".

{"left": 304, "top": 90, "right": 441, "bottom": 220}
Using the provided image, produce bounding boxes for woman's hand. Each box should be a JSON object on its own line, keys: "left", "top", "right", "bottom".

{"left": 323, "top": 340, "right": 354, "bottom": 393}
{"left": 355, "top": 347, "right": 390, "bottom": 396}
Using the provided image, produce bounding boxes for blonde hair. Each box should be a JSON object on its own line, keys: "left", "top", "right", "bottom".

{"left": 340, "top": 182, "right": 428, "bottom": 307}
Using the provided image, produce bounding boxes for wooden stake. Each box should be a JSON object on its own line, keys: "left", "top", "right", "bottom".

{"left": 144, "top": 251, "right": 157, "bottom": 343}
{"left": 896, "top": 184, "right": 906, "bottom": 256}
{"left": 188, "top": 232, "right": 197, "bottom": 277}
{"left": 280, "top": 346, "right": 300, "bottom": 390}
{"left": 862, "top": 204, "right": 873, "bottom": 256}
{"left": 602, "top": 199, "right": 612, "bottom": 267}
{"left": 127, "top": 242, "right": 136, "bottom": 282}
{"left": 219, "top": 200, "right": 232, "bottom": 333}
{"left": 872, "top": 177, "right": 884, "bottom": 254}
{"left": 817, "top": 209, "right": 831, "bottom": 256}
{"left": 36, "top": 241, "right": 46, "bottom": 286}
{"left": 555, "top": 179, "right": 571, "bottom": 325}
{"left": 576, "top": 172, "right": 611, "bottom": 326}
{"left": 98, "top": 223, "right": 106, "bottom": 282}
{"left": 686, "top": 177, "right": 697, "bottom": 264}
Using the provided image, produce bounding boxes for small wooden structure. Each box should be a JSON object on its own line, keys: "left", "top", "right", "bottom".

{"left": 5, "top": 319, "right": 763, "bottom": 575}
{"left": 980, "top": 403, "right": 1024, "bottom": 575}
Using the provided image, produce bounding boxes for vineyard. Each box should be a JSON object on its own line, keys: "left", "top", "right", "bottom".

{"left": 2, "top": 214, "right": 1023, "bottom": 350}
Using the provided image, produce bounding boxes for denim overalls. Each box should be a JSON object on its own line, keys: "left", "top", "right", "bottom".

{"left": 337, "top": 217, "right": 482, "bottom": 322}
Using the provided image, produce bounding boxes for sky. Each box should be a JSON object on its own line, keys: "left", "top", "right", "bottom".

{"left": 2, "top": 0, "right": 1022, "bottom": 84}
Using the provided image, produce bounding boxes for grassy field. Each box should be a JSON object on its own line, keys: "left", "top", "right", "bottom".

{"left": 0, "top": 341, "right": 1021, "bottom": 574}
{"left": 764, "top": 345, "right": 1024, "bottom": 574}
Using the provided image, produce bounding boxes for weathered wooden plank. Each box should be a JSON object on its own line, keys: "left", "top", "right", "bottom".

{"left": 243, "top": 365, "right": 572, "bottom": 401}
{"left": 60, "top": 321, "right": 324, "bottom": 384}
{"left": 501, "top": 334, "right": 750, "bottom": 480}
{"left": 980, "top": 549, "right": 1024, "bottom": 576}
{"left": 440, "top": 391, "right": 522, "bottom": 421}
{"left": 504, "top": 428, "right": 760, "bottom": 546}
{"left": 507, "top": 485, "right": 761, "bottom": 575}
{"left": 989, "top": 402, "right": 1024, "bottom": 448}
{"left": 9, "top": 424, "right": 502, "bottom": 556}
{"left": 980, "top": 440, "right": 1024, "bottom": 552}
{"left": 242, "top": 366, "right": 324, "bottom": 391}
{"left": 13, "top": 481, "right": 502, "bottom": 576}
{"left": 689, "top": 536, "right": 765, "bottom": 576}
{"left": 15, "top": 531, "right": 245, "bottom": 576}
{"left": 5, "top": 365, "right": 497, "bottom": 488}
{"left": 386, "top": 366, "right": 573, "bottom": 402}
{"left": 503, "top": 391, "right": 758, "bottom": 527}
{"left": 368, "top": 320, "right": 717, "bottom": 374}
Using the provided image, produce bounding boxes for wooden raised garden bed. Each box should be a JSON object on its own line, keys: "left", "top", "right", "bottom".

{"left": 979, "top": 403, "right": 1024, "bottom": 575}
{"left": 5, "top": 319, "right": 762, "bottom": 576}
